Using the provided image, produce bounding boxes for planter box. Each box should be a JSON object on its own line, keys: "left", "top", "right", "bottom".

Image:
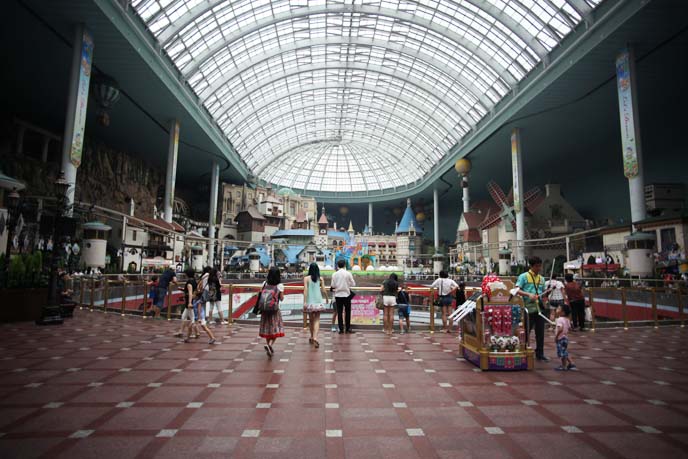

{"left": 0, "top": 288, "right": 48, "bottom": 323}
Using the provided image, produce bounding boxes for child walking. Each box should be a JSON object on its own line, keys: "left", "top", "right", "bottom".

{"left": 554, "top": 304, "right": 576, "bottom": 371}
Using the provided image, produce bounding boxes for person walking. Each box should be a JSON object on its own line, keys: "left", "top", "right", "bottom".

{"left": 380, "top": 273, "right": 399, "bottom": 335}
{"left": 154, "top": 268, "right": 177, "bottom": 318}
{"left": 206, "top": 268, "right": 227, "bottom": 325}
{"left": 175, "top": 268, "right": 199, "bottom": 339}
{"left": 545, "top": 274, "right": 567, "bottom": 328}
{"left": 259, "top": 267, "right": 285, "bottom": 357}
{"left": 564, "top": 273, "right": 586, "bottom": 331}
{"left": 431, "top": 271, "right": 458, "bottom": 333}
{"left": 331, "top": 259, "right": 356, "bottom": 334}
{"left": 303, "top": 263, "right": 329, "bottom": 348}
{"left": 516, "top": 256, "right": 549, "bottom": 362}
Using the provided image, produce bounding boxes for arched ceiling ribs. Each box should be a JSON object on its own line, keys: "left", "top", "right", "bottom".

{"left": 241, "top": 112, "right": 444, "bottom": 173}
{"left": 197, "top": 36, "right": 498, "bottom": 111}
{"left": 176, "top": 5, "right": 521, "bottom": 85}
{"left": 290, "top": 142, "right": 386, "bottom": 192}
{"left": 234, "top": 101, "right": 459, "bottom": 155}
{"left": 229, "top": 86, "right": 461, "bottom": 142}
{"left": 460, "top": 0, "right": 549, "bottom": 57}
{"left": 233, "top": 100, "right": 450, "bottom": 157}
{"left": 251, "top": 122, "right": 431, "bottom": 177}
{"left": 212, "top": 62, "right": 478, "bottom": 135}
{"left": 565, "top": 0, "right": 593, "bottom": 17}
{"left": 260, "top": 141, "right": 410, "bottom": 192}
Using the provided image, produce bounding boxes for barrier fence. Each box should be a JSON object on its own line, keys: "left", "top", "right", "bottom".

{"left": 65, "top": 275, "right": 686, "bottom": 332}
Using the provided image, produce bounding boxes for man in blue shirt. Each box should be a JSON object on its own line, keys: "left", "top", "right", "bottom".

{"left": 154, "top": 268, "right": 177, "bottom": 317}
{"left": 516, "top": 256, "right": 549, "bottom": 362}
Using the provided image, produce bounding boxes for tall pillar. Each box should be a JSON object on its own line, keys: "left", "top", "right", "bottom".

{"left": 368, "top": 203, "right": 373, "bottom": 233}
{"left": 462, "top": 176, "right": 470, "bottom": 213}
{"left": 16, "top": 125, "right": 26, "bottom": 156}
{"left": 433, "top": 187, "right": 439, "bottom": 251}
{"left": 454, "top": 159, "right": 472, "bottom": 214}
{"left": 615, "top": 47, "right": 646, "bottom": 226}
{"left": 163, "top": 119, "right": 180, "bottom": 223}
{"left": 207, "top": 161, "right": 219, "bottom": 267}
{"left": 511, "top": 128, "right": 525, "bottom": 264}
{"left": 60, "top": 24, "right": 94, "bottom": 214}
{"left": 41, "top": 137, "right": 50, "bottom": 162}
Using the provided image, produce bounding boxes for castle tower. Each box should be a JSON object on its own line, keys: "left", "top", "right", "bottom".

{"left": 315, "top": 204, "right": 329, "bottom": 249}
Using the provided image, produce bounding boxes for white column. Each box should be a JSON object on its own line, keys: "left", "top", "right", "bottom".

{"left": 433, "top": 187, "right": 439, "bottom": 251}
{"left": 163, "top": 119, "right": 180, "bottom": 223}
{"left": 16, "top": 125, "right": 26, "bottom": 156}
{"left": 615, "top": 47, "right": 646, "bottom": 226}
{"left": 368, "top": 203, "right": 373, "bottom": 233}
{"left": 566, "top": 236, "right": 571, "bottom": 262}
{"left": 60, "top": 24, "right": 94, "bottom": 215}
{"left": 41, "top": 136, "right": 50, "bottom": 162}
{"left": 511, "top": 128, "right": 525, "bottom": 263}
{"left": 462, "top": 175, "right": 470, "bottom": 213}
{"left": 207, "top": 161, "right": 219, "bottom": 267}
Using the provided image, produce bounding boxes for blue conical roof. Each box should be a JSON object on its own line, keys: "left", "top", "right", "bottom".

{"left": 396, "top": 198, "right": 423, "bottom": 234}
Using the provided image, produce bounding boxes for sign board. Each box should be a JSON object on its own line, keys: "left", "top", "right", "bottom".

{"left": 351, "top": 295, "right": 380, "bottom": 325}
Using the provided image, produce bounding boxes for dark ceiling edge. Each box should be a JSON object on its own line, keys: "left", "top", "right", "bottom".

{"left": 91, "top": 0, "right": 250, "bottom": 179}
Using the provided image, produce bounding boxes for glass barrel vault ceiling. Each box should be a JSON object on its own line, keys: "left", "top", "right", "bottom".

{"left": 131, "top": 0, "right": 601, "bottom": 194}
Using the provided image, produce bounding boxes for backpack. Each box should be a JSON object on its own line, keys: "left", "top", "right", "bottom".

{"left": 207, "top": 282, "right": 218, "bottom": 301}
{"left": 259, "top": 284, "right": 280, "bottom": 312}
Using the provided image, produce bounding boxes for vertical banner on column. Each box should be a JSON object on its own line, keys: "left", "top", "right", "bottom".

{"left": 616, "top": 49, "right": 639, "bottom": 178}
{"left": 169, "top": 120, "right": 180, "bottom": 209}
{"left": 510, "top": 129, "right": 521, "bottom": 213}
{"left": 70, "top": 28, "right": 94, "bottom": 168}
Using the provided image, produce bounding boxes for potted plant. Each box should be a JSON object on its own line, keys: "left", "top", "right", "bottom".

{"left": 0, "top": 252, "right": 49, "bottom": 322}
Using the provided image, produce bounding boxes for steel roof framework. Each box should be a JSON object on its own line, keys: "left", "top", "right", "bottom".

{"left": 131, "top": 0, "right": 601, "bottom": 193}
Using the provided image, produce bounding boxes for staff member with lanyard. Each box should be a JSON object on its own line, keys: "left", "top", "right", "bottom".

{"left": 516, "top": 256, "right": 549, "bottom": 362}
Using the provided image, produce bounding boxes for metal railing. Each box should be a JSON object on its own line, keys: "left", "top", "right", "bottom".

{"left": 66, "top": 276, "right": 685, "bottom": 331}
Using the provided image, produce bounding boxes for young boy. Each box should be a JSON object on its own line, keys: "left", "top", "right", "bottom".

{"left": 554, "top": 304, "right": 576, "bottom": 371}
{"left": 397, "top": 284, "right": 411, "bottom": 334}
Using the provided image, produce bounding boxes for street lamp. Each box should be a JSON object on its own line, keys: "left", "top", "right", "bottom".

{"left": 38, "top": 171, "right": 71, "bottom": 325}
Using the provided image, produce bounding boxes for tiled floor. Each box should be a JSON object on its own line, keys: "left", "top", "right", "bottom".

{"left": 0, "top": 312, "right": 687, "bottom": 458}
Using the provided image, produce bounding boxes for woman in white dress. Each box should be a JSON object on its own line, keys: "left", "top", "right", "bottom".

{"left": 303, "top": 263, "right": 329, "bottom": 348}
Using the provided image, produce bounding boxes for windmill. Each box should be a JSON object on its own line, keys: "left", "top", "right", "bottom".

{"left": 478, "top": 181, "right": 544, "bottom": 231}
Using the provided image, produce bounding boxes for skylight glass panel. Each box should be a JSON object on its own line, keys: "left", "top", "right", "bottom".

{"left": 131, "top": 0, "right": 599, "bottom": 193}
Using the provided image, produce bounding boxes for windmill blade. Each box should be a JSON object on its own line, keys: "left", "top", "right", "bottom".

{"left": 487, "top": 180, "right": 509, "bottom": 209}
{"left": 523, "top": 187, "right": 541, "bottom": 202}
{"left": 524, "top": 187, "right": 545, "bottom": 214}
{"left": 506, "top": 187, "right": 514, "bottom": 206}
{"left": 478, "top": 211, "right": 502, "bottom": 230}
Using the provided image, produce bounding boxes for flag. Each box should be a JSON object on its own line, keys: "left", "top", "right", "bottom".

{"left": 15, "top": 213, "right": 24, "bottom": 236}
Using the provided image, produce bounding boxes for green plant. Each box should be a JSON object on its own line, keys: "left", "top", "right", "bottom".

{"left": 8, "top": 255, "right": 26, "bottom": 288}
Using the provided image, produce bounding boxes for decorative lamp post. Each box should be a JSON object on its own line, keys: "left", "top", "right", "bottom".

{"left": 38, "top": 171, "right": 71, "bottom": 325}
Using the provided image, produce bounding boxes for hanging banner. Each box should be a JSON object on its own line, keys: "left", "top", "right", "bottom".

{"left": 70, "top": 28, "right": 94, "bottom": 168}
{"left": 510, "top": 129, "right": 521, "bottom": 213}
{"left": 615, "top": 49, "right": 639, "bottom": 178}
{"left": 169, "top": 120, "right": 180, "bottom": 208}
